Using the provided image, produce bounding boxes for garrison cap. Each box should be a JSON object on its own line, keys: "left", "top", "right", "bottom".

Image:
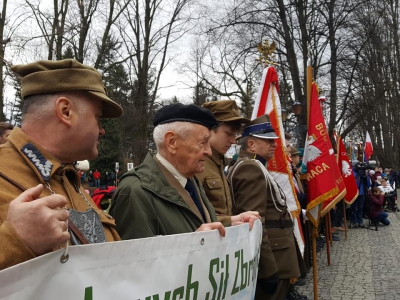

{"left": 153, "top": 103, "right": 218, "bottom": 130}
{"left": 11, "top": 59, "right": 123, "bottom": 118}
{"left": 242, "top": 114, "right": 278, "bottom": 139}
{"left": 202, "top": 100, "right": 250, "bottom": 124}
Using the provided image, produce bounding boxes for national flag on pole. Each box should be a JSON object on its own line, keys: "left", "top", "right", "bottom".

{"left": 336, "top": 134, "right": 359, "bottom": 205}
{"left": 365, "top": 131, "right": 373, "bottom": 162}
{"left": 304, "top": 82, "right": 345, "bottom": 226}
{"left": 319, "top": 132, "right": 346, "bottom": 216}
{"left": 252, "top": 66, "right": 304, "bottom": 255}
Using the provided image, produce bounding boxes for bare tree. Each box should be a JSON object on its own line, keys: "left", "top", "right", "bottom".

{"left": 0, "top": 0, "right": 9, "bottom": 121}
{"left": 119, "top": 0, "right": 194, "bottom": 165}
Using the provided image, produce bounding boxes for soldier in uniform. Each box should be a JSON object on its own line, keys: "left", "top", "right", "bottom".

{"left": 228, "top": 116, "right": 306, "bottom": 300}
{"left": 197, "top": 100, "right": 259, "bottom": 226}
{"left": 0, "top": 59, "right": 123, "bottom": 270}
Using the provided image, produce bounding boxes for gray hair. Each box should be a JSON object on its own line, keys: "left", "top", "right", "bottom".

{"left": 240, "top": 136, "right": 250, "bottom": 151}
{"left": 22, "top": 93, "right": 55, "bottom": 119}
{"left": 153, "top": 122, "right": 196, "bottom": 150}
{"left": 23, "top": 92, "right": 88, "bottom": 121}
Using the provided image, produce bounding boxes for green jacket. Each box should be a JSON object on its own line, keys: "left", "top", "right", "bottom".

{"left": 110, "top": 153, "right": 218, "bottom": 240}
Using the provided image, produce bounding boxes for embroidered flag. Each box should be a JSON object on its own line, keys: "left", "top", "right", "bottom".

{"left": 304, "top": 83, "right": 345, "bottom": 226}
{"left": 336, "top": 134, "right": 359, "bottom": 205}
{"left": 252, "top": 66, "right": 304, "bottom": 255}
{"left": 365, "top": 131, "right": 373, "bottom": 162}
{"left": 320, "top": 131, "right": 347, "bottom": 216}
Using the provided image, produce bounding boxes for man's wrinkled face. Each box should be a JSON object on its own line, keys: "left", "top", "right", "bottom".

{"left": 209, "top": 123, "right": 238, "bottom": 155}
{"left": 174, "top": 124, "right": 212, "bottom": 177}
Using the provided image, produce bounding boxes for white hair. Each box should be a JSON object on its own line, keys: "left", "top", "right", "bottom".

{"left": 153, "top": 122, "right": 196, "bottom": 150}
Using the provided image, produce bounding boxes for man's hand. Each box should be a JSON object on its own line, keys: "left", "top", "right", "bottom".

{"left": 196, "top": 222, "right": 225, "bottom": 237}
{"left": 231, "top": 211, "right": 260, "bottom": 229}
{"left": 7, "top": 184, "right": 70, "bottom": 255}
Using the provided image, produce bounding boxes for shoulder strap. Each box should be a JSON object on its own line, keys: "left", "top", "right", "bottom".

{"left": 226, "top": 159, "right": 247, "bottom": 210}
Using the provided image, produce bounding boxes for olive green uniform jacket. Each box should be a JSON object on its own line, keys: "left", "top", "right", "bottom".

{"left": 196, "top": 148, "right": 232, "bottom": 226}
{"left": 0, "top": 128, "right": 120, "bottom": 271}
{"left": 110, "top": 153, "right": 218, "bottom": 240}
{"left": 228, "top": 151, "right": 306, "bottom": 297}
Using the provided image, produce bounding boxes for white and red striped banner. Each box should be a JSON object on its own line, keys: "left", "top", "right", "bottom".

{"left": 252, "top": 67, "right": 304, "bottom": 255}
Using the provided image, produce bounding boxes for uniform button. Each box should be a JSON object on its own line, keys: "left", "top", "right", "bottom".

{"left": 275, "top": 243, "right": 278, "bottom": 247}
{"left": 213, "top": 181, "right": 216, "bottom": 185}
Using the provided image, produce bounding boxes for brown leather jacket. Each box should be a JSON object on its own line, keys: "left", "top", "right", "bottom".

{"left": 0, "top": 128, "right": 120, "bottom": 270}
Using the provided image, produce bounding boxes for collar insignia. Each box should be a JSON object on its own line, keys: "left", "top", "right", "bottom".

{"left": 22, "top": 143, "right": 53, "bottom": 181}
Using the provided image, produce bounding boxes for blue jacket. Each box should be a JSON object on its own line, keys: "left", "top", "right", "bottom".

{"left": 353, "top": 170, "right": 371, "bottom": 195}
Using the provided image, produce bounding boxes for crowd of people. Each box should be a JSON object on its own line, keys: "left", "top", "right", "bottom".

{"left": 88, "top": 169, "right": 116, "bottom": 187}
{"left": 328, "top": 164, "right": 399, "bottom": 231}
{"left": 1, "top": 58, "right": 398, "bottom": 300}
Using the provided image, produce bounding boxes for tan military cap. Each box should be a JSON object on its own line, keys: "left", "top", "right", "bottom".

{"left": 289, "top": 145, "right": 300, "bottom": 156}
{"left": 249, "top": 114, "right": 270, "bottom": 125}
{"left": 11, "top": 59, "right": 123, "bottom": 118}
{"left": 202, "top": 100, "right": 250, "bottom": 123}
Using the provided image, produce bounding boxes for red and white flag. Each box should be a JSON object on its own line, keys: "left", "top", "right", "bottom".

{"left": 365, "top": 131, "right": 373, "bottom": 162}
{"left": 336, "top": 134, "right": 359, "bottom": 205}
{"left": 252, "top": 67, "right": 304, "bottom": 255}
{"left": 305, "top": 83, "right": 345, "bottom": 226}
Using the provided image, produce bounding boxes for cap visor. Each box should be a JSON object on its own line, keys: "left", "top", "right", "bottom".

{"left": 221, "top": 116, "right": 251, "bottom": 123}
{"left": 88, "top": 91, "right": 123, "bottom": 118}
{"left": 251, "top": 132, "right": 279, "bottom": 139}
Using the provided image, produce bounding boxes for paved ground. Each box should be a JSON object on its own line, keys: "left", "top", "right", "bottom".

{"left": 297, "top": 212, "right": 400, "bottom": 300}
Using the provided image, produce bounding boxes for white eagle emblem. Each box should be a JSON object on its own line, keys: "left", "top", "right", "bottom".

{"left": 303, "top": 134, "right": 322, "bottom": 165}
{"left": 341, "top": 160, "right": 352, "bottom": 177}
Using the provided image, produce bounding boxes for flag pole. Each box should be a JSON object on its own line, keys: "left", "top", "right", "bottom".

{"left": 307, "top": 56, "right": 319, "bottom": 300}
{"left": 324, "top": 216, "right": 331, "bottom": 266}
{"left": 342, "top": 137, "right": 348, "bottom": 240}
{"left": 343, "top": 199, "right": 348, "bottom": 240}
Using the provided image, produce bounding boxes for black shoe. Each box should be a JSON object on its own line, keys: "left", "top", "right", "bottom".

{"left": 286, "top": 284, "right": 308, "bottom": 300}
{"left": 295, "top": 277, "right": 306, "bottom": 286}
{"left": 358, "top": 224, "right": 365, "bottom": 229}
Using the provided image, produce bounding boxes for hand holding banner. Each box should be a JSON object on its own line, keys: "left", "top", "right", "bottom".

{"left": 0, "top": 221, "right": 262, "bottom": 300}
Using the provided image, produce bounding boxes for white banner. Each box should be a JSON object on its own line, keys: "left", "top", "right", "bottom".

{"left": 0, "top": 221, "right": 262, "bottom": 300}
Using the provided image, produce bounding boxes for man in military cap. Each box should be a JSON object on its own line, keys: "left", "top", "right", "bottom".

{"left": 110, "top": 103, "right": 258, "bottom": 239}
{"left": 198, "top": 100, "right": 259, "bottom": 226}
{"left": 0, "top": 59, "right": 123, "bottom": 270}
{"left": 227, "top": 116, "right": 306, "bottom": 300}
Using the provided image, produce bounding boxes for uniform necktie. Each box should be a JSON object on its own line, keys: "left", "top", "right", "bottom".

{"left": 185, "top": 178, "right": 206, "bottom": 221}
